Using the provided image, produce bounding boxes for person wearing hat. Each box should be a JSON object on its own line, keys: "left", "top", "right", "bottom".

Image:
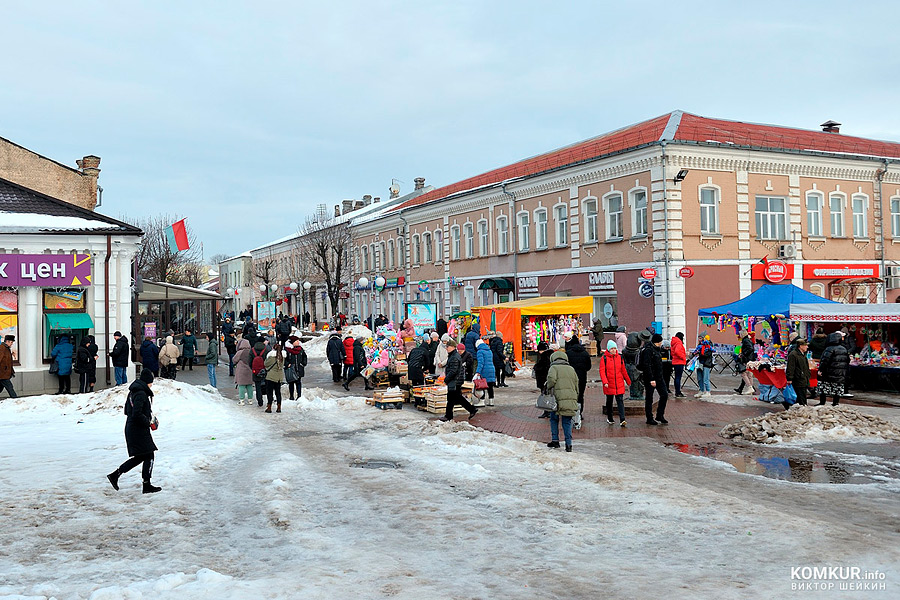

{"left": 284, "top": 338, "right": 308, "bottom": 400}
{"left": 694, "top": 333, "right": 714, "bottom": 398}
{"left": 565, "top": 331, "right": 592, "bottom": 424}
{"left": 434, "top": 333, "right": 451, "bottom": 377}
{"left": 109, "top": 331, "right": 130, "bottom": 386}
{"left": 785, "top": 338, "right": 810, "bottom": 408}
{"left": 639, "top": 333, "right": 668, "bottom": 425}
{"left": 598, "top": 339, "right": 631, "bottom": 426}
{"left": 326, "top": 332, "right": 346, "bottom": 383}
{"left": 534, "top": 341, "right": 553, "bottom": 418}
{"left": 107, "top": 369, "right": 161, "bottom": 494}
{"left": 0, "top": 334, "right": 17, "bottom": 398}
{"left": 734, "top": 329, "right": 757, "bottom": 395}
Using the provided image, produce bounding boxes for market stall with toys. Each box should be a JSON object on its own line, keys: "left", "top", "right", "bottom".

{"left": 476, "top": 296, "right": 593, "bottom": 363}
{"left": 698, "top": 284, "right": 836, "bottom": 401}
{"left": 791, "top": 302, "right": 900, "bottom": 392}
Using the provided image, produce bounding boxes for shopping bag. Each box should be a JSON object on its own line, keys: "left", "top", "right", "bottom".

{"left": 473, "top": 376, "right": 488, "bottom": 391}
{"left": 535, "top": 391, "right": 557, "bottom": 411}
{"left": 781, "top": 384, "right": 797, "bottom": 405}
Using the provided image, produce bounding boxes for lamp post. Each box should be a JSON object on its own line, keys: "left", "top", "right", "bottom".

{"left": 289, "top": 281, "right": 298, "bottom": 317}
{"left": 358, "top": 277, "right": 369, "bottom": 327}
{"left": 226, "top": 288, "right": 234, "bottom": 318}
{"left": 302, "top": 281, "right": 311, "bottom": 328}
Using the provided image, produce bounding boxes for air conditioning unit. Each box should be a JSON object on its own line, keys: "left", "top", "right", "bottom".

{"left": 888, "top": 266, "right": 900, "bottom": 278}
{"left": 778, "top": 244, "right": 797, "bottom": 259}
{"left": 888, "top": 277, "right": 900, "bottom": 290}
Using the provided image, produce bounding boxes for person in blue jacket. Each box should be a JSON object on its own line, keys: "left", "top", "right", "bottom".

{"left": 140, "top": 337, "right": 160, "bottom": 377}
{"left": 51, "top": 335, "right": 74, "bottom": 394}
{"left": 474, "top": 338, "right": 497, "bottom": 406}
{"left": 464, "top": 320, "right": 481, "bottom": 356}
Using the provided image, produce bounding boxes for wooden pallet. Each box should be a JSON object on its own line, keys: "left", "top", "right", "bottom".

{"left": 374, "top": 399, "right": 403, "bottom": 410}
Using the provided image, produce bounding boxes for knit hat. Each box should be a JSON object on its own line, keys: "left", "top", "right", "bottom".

{"left": 113, "top": 331, "right": 122, "bottom": 337}
{"left": 607, "top": 340, "right": 617, "bottom": 351}
{"left": 140, "top": 369, "right": 154, "bottom": 384}
{"left": 441, "top": 333, "right": 451, "bottom": 343}
{"left": 675, "top": 332, "right": 684, "bottom": 341}
{"left": 616, "top": 326, "right": 626, "bottom": 333}
{"left": 537, "top": 341, "right": 549, "bottom": 351}
{"left": 651, "top": 333, "right": 663, "bottom": 344}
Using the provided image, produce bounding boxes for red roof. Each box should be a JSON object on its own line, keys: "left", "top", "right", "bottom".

{"left": 394, "top": 111, "right": 900, "bottom": 212}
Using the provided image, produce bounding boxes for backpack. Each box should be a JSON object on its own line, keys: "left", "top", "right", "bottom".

{"left": 251, "top": 349, "right": 267, "bottom": 381}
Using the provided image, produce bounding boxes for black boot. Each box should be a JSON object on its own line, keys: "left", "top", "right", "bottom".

{"left": 832, "top": 399, "right": 839, "bottom": 406}
{"left": 547, "top": 441, "right": 560, "bottom": 448}
{"left": 565, "top": 445, "right": 572, "bottom": 452}
{"left": 142, "top": 480, "right": 162, "bottom": 494}
{"left": 107, "top": 469, "right": 120, "bottom": 491}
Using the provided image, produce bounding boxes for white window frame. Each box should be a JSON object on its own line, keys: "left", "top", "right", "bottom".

{"left": 601, "top": 193, "right": 622, "bottom": 241}
{"left": 891, "top": 197, "right": 900, "bottom": 239}
{"left": 829, "top": 193, "right": 846, "bottom": 238}
{"left": 628, "top": 187, "right": 648, "bottom": 238}
{"left": 477, "top": 219, "right": 489, "bottom": 256}
{"left": 464, "top": 222, "right": 474, "bottom": 258}
{"left": 699, "top": 185, "right": 720, "bottom": 235}
{"left": 806, "top": 191, "right": 824, "bottom": 237}
{"left": 497, "top": 216, "right": 509, "bottom": 254}
{"left": 450, "top": 225, "right": 461, "bottom": 260}
{"left": 379, "top": 242, "right": 386, "bottom": 270}
{"left": 851, "top": 193, "right": 868, "bottom": 238}
{"left": 581, "top": 196, "right": 600, "bottom": 244}
{"left": 423, "top": 232, "right": 433, "bottom": 263}
{"left": 534, "top": 208, "right": 548, "bottom": 249}
{"left": 553, "top": 203, "right": 568, "bottom": 246}
{"left": 387, "top": 239, "right": 395, "bottom": 270}
{"left": 517, "top": 211, "right": 530, "bottom": 252}
{"left": 433, "top": 229, "right": 444, "bottom": 262}
{"left": 362, "top": 246, "right": 370, "bottom": 272}
{"left": 755, "top": 195, "right": 788, "bottom": 241}
{"left": 412, "top": 234, "right": 421, "bottom": 265}
{"left": 397, "top": 237, "right": 405, "bottom": 268}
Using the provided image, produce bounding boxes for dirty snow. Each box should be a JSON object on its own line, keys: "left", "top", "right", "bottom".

{"left": 720, "top": 405, "right": 900, "bottom": 444}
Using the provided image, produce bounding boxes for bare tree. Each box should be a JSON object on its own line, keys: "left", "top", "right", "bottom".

{"left": 253, "top": 248, "right": 276, "bottom": 292}
{"left": 208, "top": 253, "right": 230, "bottom": 266}
{"left": 296, "top": 213, "right": 352, "bottom": 317}
{"left": 126, "top": 214, "right": 203, "bottom": 285}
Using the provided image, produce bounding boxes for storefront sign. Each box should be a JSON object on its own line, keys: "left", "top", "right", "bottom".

{"left": 144, "top": 322, "right": 157, "bottom": 339}
{"left": 803, "top": 264, "right": 880, "bottom": 279}
{"left": 0, "top": 253, "right": 92, "bottom": 287}
{"left": 763, "top": 260, "right": 789, "bottom": 283}
{"left": 638, "top": 281, "right": 654, "bottom": 298}
{"left": 405, "top": 301, "right": 437, "bottom": 335}
{"left": 678, "top": 267, "right": 694, "bottom": 278}
{"left": 640, "top": 268, "right": 658, "bottom": 280}
{"left": 518, "top": 276, "right": 539, "bottom": 297}
{"left": 447, "top": 276, "right": 465, "bottom": 287}
{"left": 751, "top": 262, "right": 794, "bottom": 281}
{"left": 384, "top": 277, "right": 405, "bottom": 289}
{"left": 588, "top": 271, "right": 615, "bottom": 293}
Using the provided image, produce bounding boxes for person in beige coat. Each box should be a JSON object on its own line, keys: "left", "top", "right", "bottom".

{"left": 434, "top": 333, "right": 450, "bottom": 378}
{"left": 545, "top": 349, "right": 580, "bottom": 452}
{"left": 157, "top": 336, "right": 181, "bottom": 379}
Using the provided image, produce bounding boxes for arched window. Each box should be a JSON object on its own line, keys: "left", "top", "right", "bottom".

{"left": 451, "top": 225, "right": 461, "bottom": 260}
{"left": 629, "top": 188, "right": 648, "bottom": 237}
{"left": 478, "top": 219, "right": 489, "bottom": 256}
{"left": 422, "top": 232, "right": 433, "bottom": 263}
{"left": 554, "top": 204, "right": 568, "bottom": 246}
{"left": 806, "top": 191, "right": 824, "bottom": 237}
{"left": 464, "top": 223, "right": 474, "bottom": 258}
{"left": 852, "top": 193, "right": 868, "bottom": 238}
{"left": 602, "top": 193, "right": 622, "bottom": 241}
{"left": 534, "top": 209, "right": 548, "bottom": 249}
{"left": 699, "top": 186, "right": 720, "bottom": 235}
{"left": 497, "top": 216, "right": 509, "bottom": 254}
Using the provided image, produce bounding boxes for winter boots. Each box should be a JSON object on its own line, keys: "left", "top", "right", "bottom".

{"left": 142, "top": 480, "right": 162, "bottom": 494}
{"left": 107, "top": 469, "right": 120, "bottom": 491}
{"left": 265, "top": 401, "right": 272, "bottom": 413}
{"left": 276, "top": 402, "right": 282, "bottom": 413}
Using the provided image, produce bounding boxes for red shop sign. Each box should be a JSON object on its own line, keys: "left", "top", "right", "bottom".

{"left": 640, "top": 268, "right": 658, "bottom": 280}
{"left": 751, "top": 262, "right": 795, "bottom": 281}
{"left": 678, "top": 267, "right": 694, "bottom": 278}
{"left": 764, "top": 260, "right": 788, "bottom": 283}
{"left": 802, "top": 264, "right": 880, "bottom": 279}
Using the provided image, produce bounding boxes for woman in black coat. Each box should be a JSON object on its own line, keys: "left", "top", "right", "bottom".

{"left": 534, "top": 342, "right": 552, "bottom": 418}
{"left": 342, "top": 338, "right": 373, "bottom": 391}
{"left": 107, "top": 369, "right": 161, "bottom": 493}
{"left": 817, "top": 332, "right": 850, "bottom": 406}
{"left": 490, "top": 333, "right": 507, "bottom": 387}
{"left": 74, "top": 339, "right": 93, "bottom": 394}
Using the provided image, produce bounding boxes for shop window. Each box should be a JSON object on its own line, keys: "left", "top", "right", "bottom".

{"left": 554, "top": 204, "right": 568, "bottom": 246}
{"left": 517, "top": 212, "right": 530, "bottom": 252}
{"left": 852, "top": 194, "right": 868, "bottom": 238}
{"left": 829, "top": 193, "right": 845, "bottom": 237}
{"left": 534, "top": 209, "right": 548, "bottom": 249}
{"left": 602, "top": 193, "right": 623, "bottom": 241}
{"left": 423, "top": 232, "right": 433, "bottom": 263}
{"left": 412, "top": 235, "right": 421, "bottom": 264}
{"left": 464, "top": 223, "right": 474, "bottom": 258}
{"left": 699, "top": 186, "right": 720, "bottom": 235}
{"left": 755, "top": 195, "right": 788, "bottom": 240}
{"left": 583, "top": 198, "right": 599, "bottom": 243}
{"left": 0, "top": 289, "right": 18, "bottom": 362}
{"left": 170, "top": 300, "right": 198, "bottom": 335}
{"left": 629, "top": 188, "right": 648, "bottom": 238}
{"left": 891, "top": 198, "right": 900, "bottom": 238}
{"left": 478, "top": 219, "right": 489, "bottom": 256}
{"left": 451, "top": 225, "right": 461, "bottom": 260}
{"left": 497, "top": 216, "right": 509, "bottom": 254}
{"left": 806, "top": 191, "right": 824, "bottom": 237}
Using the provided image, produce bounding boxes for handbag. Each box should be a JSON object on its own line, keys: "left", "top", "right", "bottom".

{"left": 473, "top": 376, "right": 488, "bottom": 391}
{"left": 150, "top": 414, "right": 159, "bottom": 431}
{"left": 49, "top": 358, "right": 59, "bottom": 375}
{"left": 503, "top": 362, "right": 516, "bottom": 377}
{"left": 284, "top": 365, "right": 299, "bottom": 383}
{"left": 535, "top": 390, "right": 557, "bottom": 411}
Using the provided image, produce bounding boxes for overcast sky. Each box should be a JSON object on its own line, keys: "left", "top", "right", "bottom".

{"left": 3, "top": 1, "right": 899, "bottom": 259}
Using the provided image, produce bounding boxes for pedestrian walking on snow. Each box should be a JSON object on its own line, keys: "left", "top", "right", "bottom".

{"left": 205, "top": 332, "right": 218, "bottom": 387}
{"left": 107, "top": 369, "right": 161, "bottom": 494}
{"left": 233, "top": 338, "right": 254, "bottom": 405}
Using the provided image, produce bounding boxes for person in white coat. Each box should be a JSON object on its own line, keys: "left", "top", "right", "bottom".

{"left": 434, "top": 333, "right": 450, "bottom": 377}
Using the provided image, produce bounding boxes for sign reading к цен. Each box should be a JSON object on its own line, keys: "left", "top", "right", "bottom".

{"left": 0, "top": 253, "right": 92, "bottom": 287}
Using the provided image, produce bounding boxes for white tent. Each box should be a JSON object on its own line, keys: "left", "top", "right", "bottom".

{"left": 790, "top": 303, "right": 900, "bottom": 323}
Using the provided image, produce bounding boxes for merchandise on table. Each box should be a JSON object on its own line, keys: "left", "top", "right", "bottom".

{"left": 523, "top": 315, "right": 584, "bottom": 351}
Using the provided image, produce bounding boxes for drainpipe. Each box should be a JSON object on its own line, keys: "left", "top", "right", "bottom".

{"left": 501, "top": 181, "right": 518, "bottom": 299}
{"left": 877, "top": 160, "right": 888, "bottom": 301}
{"left": 660, "top": 142, "right": 671, "bottom": 338}
{"left": 104, "top": 235, "right": 112, "bottom": 386}
{"left": 399, "top": 209, "right": 411, "bottom": 316}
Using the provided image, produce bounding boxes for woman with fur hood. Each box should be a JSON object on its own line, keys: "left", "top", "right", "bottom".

{"left": 158, "top": 336, "right": 180, "bottom": 380}
{"left": 233, "top": 338, "right": 254, "bottom": 405}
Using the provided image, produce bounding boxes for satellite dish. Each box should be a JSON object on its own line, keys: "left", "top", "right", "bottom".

{"left": 389, "top": 183, "right": 400, "bottom": 195}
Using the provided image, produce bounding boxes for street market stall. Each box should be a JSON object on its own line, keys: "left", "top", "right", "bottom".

{"left": 477, "top": 296, "right": 593, "bottom": 362}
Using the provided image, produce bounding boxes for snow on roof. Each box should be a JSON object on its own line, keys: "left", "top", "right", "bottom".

{"left": 0, "top": 210, "right": 112, "bottom": 231}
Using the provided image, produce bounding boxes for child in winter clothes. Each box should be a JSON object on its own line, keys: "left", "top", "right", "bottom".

{"left": 598, "top": 340, "right": 631, "bottom": 426}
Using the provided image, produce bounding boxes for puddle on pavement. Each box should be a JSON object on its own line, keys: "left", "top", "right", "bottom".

{"left": 666, "top": 442, "right": 900, "bottom": 484}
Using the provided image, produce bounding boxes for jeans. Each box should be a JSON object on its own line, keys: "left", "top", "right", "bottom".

{"left": 550, "top": 412, "right": 573, "bottom": 446}
{"left": 673, "top": 364, "right": 684, "bottom": 395}
{"left": 0, "top": 378, "right": 16, "bottom": 398}
{"left": 207, "top": 364, "right": 217, "bottom": 387}
{"left": 238, "top": 384, "right": 254, "bottom": 400}
{"left": 114, "top": 366, "right": 127, "bottom": 385}
{"left": 605, "top": 394, "right": 625, "bottom": 422}
{"left": 696, "top": 366, "right": 710, "bottom": 392}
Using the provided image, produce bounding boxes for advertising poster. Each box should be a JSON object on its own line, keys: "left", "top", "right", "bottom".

{"left": 257, "top": 301, "right": 276, "bottom": 329}
{"left": 43, "top": 290, "right": 85, "bottom": 310}
{"left": 144, "top": 322, "right": 157, "bottom": 339}
{"left": 405, "top": 302, "right": 437, "bottom": 335}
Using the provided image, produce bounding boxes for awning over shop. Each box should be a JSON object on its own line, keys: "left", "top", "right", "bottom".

{"left": 476, "top": 296, "right": 593, "bottom": 361}
{"left": 478, "top": 278, "right": 514, "bottom": 291}
{"left": 698, "top": 284, "right": 836, "bottom": 318}
{"left": 45, "top": 312, "right": 94, "bottom": 330}
{"left": 790, "top": 303, "right": 900, "bottom": 323}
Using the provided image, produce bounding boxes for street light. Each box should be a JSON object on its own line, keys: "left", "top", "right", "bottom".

{"left": 302, "top": 281, "right": 312, "bottom": 327}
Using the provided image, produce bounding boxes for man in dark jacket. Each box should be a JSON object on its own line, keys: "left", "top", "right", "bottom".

{"left": 464, "top": 321, "right": 480, "bottom": 356}
{"left": 242, "top": 319, "right": 258, "bottom": 346}
{"left": 140, "top": 337, "right": 160, "bottom": 377}
{"left": 534, "top": 342, "right": 552, "bottom": 418}
{"left": 0, "top": 335, "right": 17, "bottom": 399}
{"left": 640, "top": 334, "right": 668, "bottom": 425}
{"left": 224, "top": 331, "right": 237, "bottom": 376}
{"left": 489, "top": 333, "right": 507, "bottom": 387}
{"left": 436, "top": 317, "right": 448, "bottom": 337}
{"left": 440, "top": 339, "right": 477, "bottom": 421}
{"left": 223, "top": 318, "right": 235, "bottom": 336}
{"left": 785, "top": 338, "right": 810, "bottom": 408}
{"left": 326, "top": 333, "right": 345, "bottom": 382}
{"left": 407, "top": 340, "right": 428, "bottom": 386}
{"left": 107, "top": 369, "right": 161, "bottom": 494}
{"left": 734, "top": 331, "right": 756, "bottom": 395}
{"left": 458, "top": 346, "right": 476, "bottom": 381}
{"left": 275, "top": 317, "right": 292, "bottom": 346}
{"left": 110, "top": 331, "right": 130, "bottom": 385}
{"left": 75, "top": 338, "right": 93, "bottom": 394}
{"left": 565, "top": 334, "right": 592, "bottom": 420}
{"left": 818, "top": 332, "right": 850, "bottom": 406}
{"left": 343, "top": 338, "right": 372, "bottom": 391}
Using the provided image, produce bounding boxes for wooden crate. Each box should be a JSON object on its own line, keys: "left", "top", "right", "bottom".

{"left": 375, "top": 399, "right": 403, "bottom": 410}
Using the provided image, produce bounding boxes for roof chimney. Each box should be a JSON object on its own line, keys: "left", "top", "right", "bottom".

{"left": 354, "top": 200, "right": 365, "bottom": 211}
{"left": 821, "top": 120, "right": 841, "bottom": 133}
{"left": 334, "top": 205, "right": 341, "bottom": 217}
{"left": 342, "top": 199, "right": 353, "bottom": 214}
{"left": 363, "top": 194, "right": 372, "bottom": 206}
{"left": 414, "top": 177, "right": 426, "bottom": 190}
{"left": 373, "top": 196, "right": 380, "bottom": 203}
{"left": 76, "top": 155, "right": 101, "bottom": 211}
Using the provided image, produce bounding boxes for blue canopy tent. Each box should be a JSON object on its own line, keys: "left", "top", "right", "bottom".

{"left": 699, "top": 284, "right": 838, "bottom": 318}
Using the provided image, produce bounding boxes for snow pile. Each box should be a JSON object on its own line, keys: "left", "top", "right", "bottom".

{"left": 301, "top": 331, "right": 332, "bottom": 358}
{"left": 720, "top": 405, "right": 900, "bottom": 444}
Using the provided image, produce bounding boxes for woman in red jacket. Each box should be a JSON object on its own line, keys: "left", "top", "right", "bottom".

{"left": 670, "top": 332, "right": 687, "bottom": 398}
{"left": 342, "top": 335, "right": 355, "bottom": 382}
{"left": 598, "top": 340, "right": 631, "bottom": 427}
